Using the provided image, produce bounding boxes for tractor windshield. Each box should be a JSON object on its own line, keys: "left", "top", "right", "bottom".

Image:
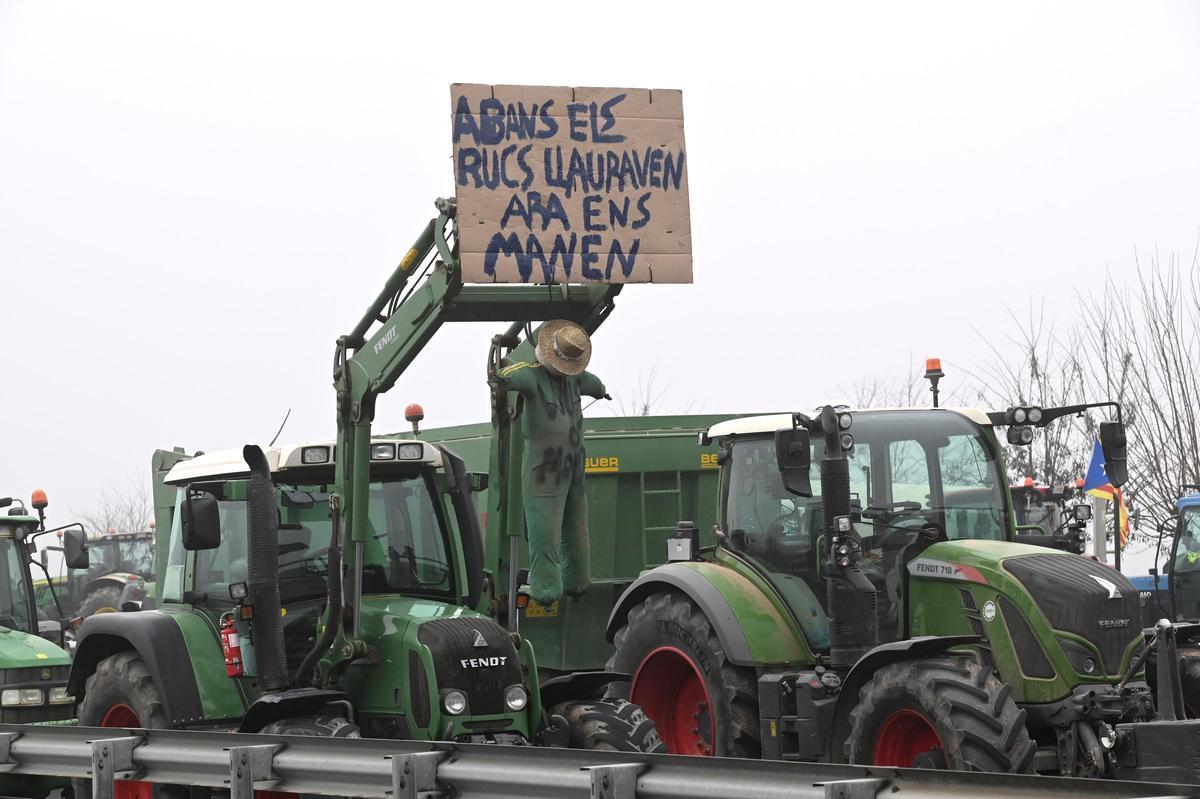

{"left": 169, "top": 470, "right": 454, "bottom": 607}
{"left": 1173, "top": 505, "right": 1200, "bottom": 620}
{"left": 0, "top": 538, "right": 33, "bottom": 634}
{"left": 722, "top": 410, "right": 1006, "bottom": 645}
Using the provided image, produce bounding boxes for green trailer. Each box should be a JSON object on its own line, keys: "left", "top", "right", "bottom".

{"left": 409, "top": 413, "right": 749, "bottom": 673}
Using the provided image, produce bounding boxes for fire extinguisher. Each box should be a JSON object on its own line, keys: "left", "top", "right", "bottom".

{"left": 219, "top": 614, "right": 244, "bottom": 678}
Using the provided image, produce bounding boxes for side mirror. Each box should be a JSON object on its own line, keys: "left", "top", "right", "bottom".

{"left": 469, "top": 472, "right": 489, "bottom": 492}
{"left": 1099, "top": 421, "right": 1128, "bottom": 488}
{"left": 40, "top": 549, "right": 49, "bottom": 570}
{"left": 63, "top": 528, "right": 89, "bottom": 570}
{"left": 774, "top": 427, "right": 813, "bottom": 498}
{"left": 182, "top": 489, "right": 222, "bottom": 551}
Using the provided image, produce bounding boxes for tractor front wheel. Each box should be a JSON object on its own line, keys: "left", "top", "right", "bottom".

{"left": 845, "top": 657, "right": 1036, "bottom": 772}
{"left": 606, "top": 591, "right": 759, "bottom": 757}
{"left": 73, "top": 651, "right": 179, "bottom": 799}
{"left": 550, "top": 698, "right": 666, "bottom": 753}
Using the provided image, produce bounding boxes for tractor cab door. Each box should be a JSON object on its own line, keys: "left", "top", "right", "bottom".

{"left": 1171, "top": 504, "right": 1200, "bottom": 621}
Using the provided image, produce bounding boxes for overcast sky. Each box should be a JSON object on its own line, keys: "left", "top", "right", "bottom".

{"left": 2, "top": 1, "right": 1199, "bottom": 530}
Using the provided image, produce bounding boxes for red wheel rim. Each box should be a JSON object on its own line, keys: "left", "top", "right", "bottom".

{"left": 872, "top": 709, "right": 945, "bottom": 767}
{"left": 100, "top": 704, "right": 152, "bottom": 799}
{"left": 631, "top": 646, "right": 715, "bottom": 756}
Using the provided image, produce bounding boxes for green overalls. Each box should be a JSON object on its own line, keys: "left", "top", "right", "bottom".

{"left": 495, "top": 360, "right": 606, "bottom": 606}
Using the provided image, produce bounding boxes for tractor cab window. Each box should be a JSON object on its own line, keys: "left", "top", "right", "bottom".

{"left": 360, "top": 474, "right": 454, "bottom": 597}
{"left": 171, "top": 470, "right": 453, "bottom": 607}
{"left": 0, "top": 539, "right": 32, "bottom": 634}
{"left": 1175, "top": 507, "right": 1200, "bottom": 573}
{"left": 117, "top": 540, "right": 154, "bottom": 575}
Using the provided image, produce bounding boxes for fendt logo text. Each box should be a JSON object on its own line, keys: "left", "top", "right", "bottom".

{"left": 459, "top": 656, "right": 508, "bottom": 668}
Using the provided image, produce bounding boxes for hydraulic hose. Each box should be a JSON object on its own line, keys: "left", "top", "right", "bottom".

{"left": 243, "top": 445, "right": 288, "bottom": 693}
{"left": 295, "top": 492, "right": 344, "bottom": 688}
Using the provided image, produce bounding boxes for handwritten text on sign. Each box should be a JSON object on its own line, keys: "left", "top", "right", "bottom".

{"left": 452, "top": 85, "right": 692, "bottom": 284}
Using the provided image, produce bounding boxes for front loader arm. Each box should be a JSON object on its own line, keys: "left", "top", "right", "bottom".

{"left": 321, "top": 199, "right": 621, "bottom": 681}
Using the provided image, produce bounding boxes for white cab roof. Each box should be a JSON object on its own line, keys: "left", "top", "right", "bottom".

{"left": 164, "top": 438, "right": 442, "bottom": 486}
{"left": 706, "top": 407, "right": 993, "bottom": 439}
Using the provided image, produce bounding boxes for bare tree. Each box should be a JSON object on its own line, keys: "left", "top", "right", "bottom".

{"left": 1072, "top": 249, "right": 1200, "bottom": 529}
{"left": 961, "top": 300, "right": 1092, "bottom": 489}
{"left": 613, "top": 360, "right": 700, "bottom": 417}
{"left": 74, "top": 478, "right": 153, "bottom": 536}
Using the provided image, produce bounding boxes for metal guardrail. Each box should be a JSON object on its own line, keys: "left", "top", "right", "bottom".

{"left": 0, "top": 724, "right": 1196, "bottom": 799}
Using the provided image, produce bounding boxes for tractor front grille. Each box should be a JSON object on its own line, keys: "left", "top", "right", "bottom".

{"left": 1004, "top": 554, "right": 1141, "bottom": 676}
{"left": 417, "top": 617, "right": 522, "bottom": 716}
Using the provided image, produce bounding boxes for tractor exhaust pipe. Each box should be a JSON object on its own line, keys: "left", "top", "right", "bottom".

{"left": 817, "top": 406, "right": 878, "bottom": 671}
{"left": 243, "top": 445, "right": 289, "bottom": 693}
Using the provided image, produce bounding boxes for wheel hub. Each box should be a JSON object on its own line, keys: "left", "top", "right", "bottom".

{"left": 873, "top": 708, "right": 945, "bottom": 768}
{"left": 631, "top": 646, "right": 715, "bottom": 756}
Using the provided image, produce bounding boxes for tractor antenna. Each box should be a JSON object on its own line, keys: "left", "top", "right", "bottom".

{"left": 268, "top": 408, "right": 292, "bottom": 447}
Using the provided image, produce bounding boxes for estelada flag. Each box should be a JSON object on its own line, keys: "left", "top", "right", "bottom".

{"left": 1083, "top": 439, "right": 1130, "bottom": 547}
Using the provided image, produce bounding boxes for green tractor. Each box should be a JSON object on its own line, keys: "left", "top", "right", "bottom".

{"left": 36, "top": 530, "right": 155, "bottom": 621}
{"left": 65, "top": 201, "right": 664, "bottom": 797}
{"left": 604, "top": 403, "right": 1200, "bottom": 781}
{"left": 0, "top": 493, "right": 89, "bottom": 798}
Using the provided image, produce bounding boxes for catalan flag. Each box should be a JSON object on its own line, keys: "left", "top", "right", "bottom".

{"left": 1083, "top": 439, "right": 1130, "bottom": 547}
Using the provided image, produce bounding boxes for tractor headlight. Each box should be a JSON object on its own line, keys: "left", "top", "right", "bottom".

{"left": 3, "top": 688, "right": 44, "bottom": 706}
{"left": 397, "top": 443, "right": 424, "bottom": 460}
{"left": 301, "top": 446, "right": 331, "bottom": 464}
{"left": 48, "top": 687, "right": 73, "bottom": 705}
{"left": 504, "top": 685, "right": 528, "bottom": 712}
{"left": 1058, "top": 636, "right": 1101, "bottom": 676}
{"left": 369, "top": 443, "right": 396, "bottom": 461}
{"left": 442, "top": 689, "right": 468, "bottom": 716}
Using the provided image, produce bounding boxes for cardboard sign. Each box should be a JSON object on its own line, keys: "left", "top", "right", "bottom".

{"left": 451, "top": 84, "right": 692, "bottom": 284}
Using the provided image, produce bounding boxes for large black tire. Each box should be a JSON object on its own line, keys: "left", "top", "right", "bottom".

{"left": 1147, "top": 644, "right": 1200, "bottom": 718}
{"left": 605, "top": 591, "right": 759, "bottom": 757}
{"left": 845, "top": 657, "right": 1036, "bottom": 772}
{"left": 79, "top": 586, "right": 124, "bottom": 619}
{"left": 550, "top": 698, "right": 666, "bottom": 753}
{"left": 73, "top": 651, "right": 183, "bottom": 799}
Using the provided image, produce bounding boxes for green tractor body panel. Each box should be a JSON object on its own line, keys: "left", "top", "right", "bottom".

{"left": 162, "top": 608, "right": 248, "bottom": 719}
{"left": 667, "top": 555, "right": 816, "bottom": 666}
{"left": 905, "top": 540, "right": 1142, "bottom": 704}
{"left": 348, "top": 596, "right": 533, "bottom": 740}
{"left": 0, "top": 626, "right": 71, "bottom": 669}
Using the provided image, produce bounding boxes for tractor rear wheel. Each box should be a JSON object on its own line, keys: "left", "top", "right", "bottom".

{"left": 606, "top": 591, "right": 759, "bottom": 757}
{"left": 550, "top": 698, "right": 666, "bottom": 753}
{"left": 845, "top": 657, "right": 1036, "bottom": 772}
{"left": 79, "top": 585, "right": 124, "bottom": 619}
{"left": 73, "top": 651, "right": 182, "bottom": 799}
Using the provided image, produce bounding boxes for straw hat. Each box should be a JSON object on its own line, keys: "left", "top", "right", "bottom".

{"left": 535, "top": 320, "right": 592, "bottom": 377}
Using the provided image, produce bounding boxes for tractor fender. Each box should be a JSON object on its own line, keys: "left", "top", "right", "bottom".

{"left": 607, "top": 563, "right": 766, "bottom": 667}
{"left": 828, "top": 634, "right": 980, "bottom": 762}
{"left": 83, "top": 572, "right": 141, "bottom": 597}
{"left": 68, "top": 610, "right": 205, "bottom": 726}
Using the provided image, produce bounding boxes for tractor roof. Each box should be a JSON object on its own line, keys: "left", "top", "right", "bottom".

{"left": 706, "top": 407, "right": 993, "bottom": 439}
{"left": 164, "top": 438, "right": 442, "bottom": 486}
{"left": 1179, "top": 494, "right": 1200, "bottom": 510}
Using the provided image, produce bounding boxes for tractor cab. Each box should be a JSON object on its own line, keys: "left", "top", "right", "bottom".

{"left": 0, "top": 495, "right": 86, "bottom": 722}
{"left": 709, "top": 408, "right": 1010, "bottom": 647}
{"left": 160, "top": 438, "right": 483, "bottom": 683}
{"left": 1167, "top": 491, "right": 1200, "bottom": 621}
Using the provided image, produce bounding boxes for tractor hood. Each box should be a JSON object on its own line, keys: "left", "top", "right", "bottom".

{"left": 343, "top": 597, "right": 531, "bottom": 741}
{"left": 908, "top": 540, "right": 1141, "bottom": 683}
{"left": 0, "top": 626, "right": 71, "bottom": 668}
